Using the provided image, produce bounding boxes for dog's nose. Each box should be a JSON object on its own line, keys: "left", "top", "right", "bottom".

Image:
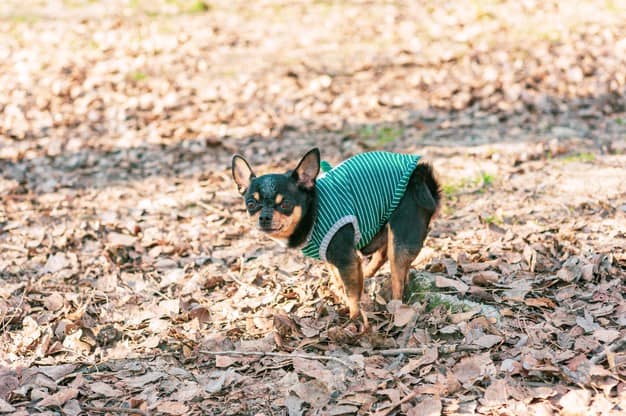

{"left": 259, "top": 211, "right": 273, "bottom": 228}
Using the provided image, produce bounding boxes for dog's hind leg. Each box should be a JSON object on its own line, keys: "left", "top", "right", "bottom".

{"left": 363, "top": 246, "right": 387, "bottom": 279}
{"left": 387, "top": 165, "right": 438, "bottom": 300}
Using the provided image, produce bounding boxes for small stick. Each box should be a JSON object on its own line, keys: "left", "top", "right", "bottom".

{"left": 374, "top": 347, "right": 427, "bottom": 356}
{"left": 200, "top": 350, "right": 353, "bottom": 368}
{"left": 374, "top": 344, "right": 474, "bottom": 356}
{"left": 82, "top": 406, "right": 147, "bottom": 415}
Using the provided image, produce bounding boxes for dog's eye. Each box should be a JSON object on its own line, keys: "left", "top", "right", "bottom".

{"left": 280, "top": 200, "right": 292, "bottom": 210}
{"left": 246, "top": 200, "right": 257, "bottom": 210}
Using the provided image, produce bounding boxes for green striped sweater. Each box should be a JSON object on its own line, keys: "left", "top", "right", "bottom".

{"left": 301, "top": 151, "right": 421, "bottom": 261}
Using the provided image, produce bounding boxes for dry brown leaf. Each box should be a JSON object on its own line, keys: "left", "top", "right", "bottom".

{"left": 37, "top": 387, "right": 78, "bottom": 408}
{"left": 107, "top": 232, "right": 137, "bottom": 247}
{"left": 473, "top": 334, "right": 503, "bottom": 349}
{"left": 470, "top": 271, "right": 499, "bottom": 286}
{"left": 0, "top": 398, "right": 15, "bottom": 413}
{"left": 452, "top": 354, "right": 493, "bottom": 385}
{"left": 525, "top": 297, "right": 557, "bottom": 308}
{"left": 406, "top": 397, "right": 441, "bottom": 416}
{"left": 156, "top": 401, "right": 189, "bottom": 415}
{"left": 435, "top": 275, "right": 469, "bottom": 293}
{"left": 42, "top": 253, "right": 70, "bottom": 274}
{"left": 89, "top": 382, "right": 123, "bottom": 397}
{"left": 556, "top": 256, "right": 583, "bottom": 282}
{"left": 591, "top": 328, "right": 620, "bottom": 343}
{"left": 126, "top": 372, "right": 167, "bottom": 388}
{"left": 559, "top": 389, "right": 591, "bottom": 416}
{"left": 482, "top": 379, "right": 508, "bottom": 406}
{"left": 448, "top": 309, "right": 479, "bottom": 324}
{"left": 291, "top": 379, "right": 330, "bottom": 408}
{"left": 43, "top": 293, "right": 65, "bottom": 312}
{"left": 398, "top": 347, "right": 438, "bottom": 377}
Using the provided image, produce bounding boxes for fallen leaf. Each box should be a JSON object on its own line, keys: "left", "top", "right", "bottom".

{"left": 126, "top": 372, "right": 167, "bottom": 388}
{"left": 62, "top": 399, "right": 81, "bottom": 416}
{"left": 452, "top": 354, "right": 493, "bottom": 384}
{"left": 107, "top": 232, "right": 137, "bottom": 247}
{"left": 524, "top": 297, "right": 557, "bottom": 308}
{"left": 89, "top": 382, "right": 123, "bottom": 397}
{"left": 156, "top": 401, "right": 189, "bottom": 415}
{"left": 43, "top": 293, "right": 65, "bottom": 312}
{"left": 435, "top": 275, "right": 469, "bottom": 293}
{"left": 285, "top": 393, "right": 304, "bottom": 416}
{"left": 407, "top": 397, "right": 442, "bottom": 416}
{"left": 556, "top": 256, "right": 583, "bottom": 282}
{"left": 0, "top": 398, "right": 15, "bottom": 413}
{"left": 37, "top": 388, "right": 78, "bottom": 408}
{"left": 398, "top": 347, "right": 438, "bottom": 376}
{"left": 42, "top": 253, "right": 69, "bottom": 274}
{"left": 473, "top": 334, "right": 503, "bottom": 349}
{"left": 291, "top": 379, "right": 330, "bottom": 408}
{"left": 591, "top": 328, "right": 620, "bottom": 343}
{"left": 482, "top": 379, "right": 508, "bottom": 406}
{"left": 470, "top": 271, "right": 499, "bottom": 286}
{"left": 559, "top": 389, "right": 591, "bottom": 416}
{"left": 392, "top": 304, "right": 417, "bottom": 327}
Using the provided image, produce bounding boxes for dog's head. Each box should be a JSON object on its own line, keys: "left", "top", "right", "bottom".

{"left": 231, "top": 148, "right": 320, "bottom": 241}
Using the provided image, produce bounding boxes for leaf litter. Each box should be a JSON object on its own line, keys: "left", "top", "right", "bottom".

{"left": 1, "top": 0, "right": 625, "bottom": 414}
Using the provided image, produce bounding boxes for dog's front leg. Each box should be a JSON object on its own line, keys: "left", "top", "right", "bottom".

{"left": 325, "top": 224, "right": 368, "bottom": 328}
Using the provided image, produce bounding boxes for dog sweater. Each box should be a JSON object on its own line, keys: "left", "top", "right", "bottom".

{"left": 301, "top": 151, "right": 420, "bottom": 261}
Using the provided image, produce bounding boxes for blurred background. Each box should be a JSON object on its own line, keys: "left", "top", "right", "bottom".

{"left": 2, "top": 0, "right": 626, "bottom": 185}
{"left": 1, "top": 1, "right": 625, "bottom": 414}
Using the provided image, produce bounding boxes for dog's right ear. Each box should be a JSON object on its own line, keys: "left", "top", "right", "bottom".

{"left": 232, "top": 155, "right": 255, "bottom": 195}
{"left": 292, "top": 148, "right": 320, "bottom": 190}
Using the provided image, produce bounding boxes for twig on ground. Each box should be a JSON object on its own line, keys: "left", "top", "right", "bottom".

{"left": 374, "top": 344, "right": 478, "bottom": 356}
{"left": 375, "top": 347, "right": 427, "bottom": 356}
{"left": 82, "top": 406, "right": 147, "bottom": 415}
{"left": 200, "top": 349, "right": 353, "bottom": 368}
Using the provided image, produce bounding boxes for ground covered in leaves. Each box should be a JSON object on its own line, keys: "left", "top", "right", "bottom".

{"left": 1, "top": 1, "right": 625, "bottom": 415}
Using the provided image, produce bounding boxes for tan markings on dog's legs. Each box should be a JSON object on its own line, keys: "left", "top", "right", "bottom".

{"left": 327, "top": 264, "right": 346, "bottom": 302}
{"left": 388, "top": 224, "right": 417, "bottom": 300}
{"left": 337, "top": 260, "right": 365, "bottom": 322}
{"left": 363, "top": 246, "right": 387, "bottom": 279}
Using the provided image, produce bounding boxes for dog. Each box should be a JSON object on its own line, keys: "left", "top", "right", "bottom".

{"left": 231, "top": 148, "right": 441, "bottom": 327}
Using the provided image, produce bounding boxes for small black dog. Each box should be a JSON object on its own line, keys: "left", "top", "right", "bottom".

{"left": 232, "top": 148, "right": 441, "bottom": 326}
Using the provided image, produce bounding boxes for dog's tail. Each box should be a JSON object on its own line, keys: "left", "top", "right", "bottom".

{"left": 412, "top": 162, "right": 442, "bottom": 212}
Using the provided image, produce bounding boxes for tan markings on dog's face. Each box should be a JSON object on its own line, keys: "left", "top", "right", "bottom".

{"left": 253, "top": 192, "right": 260, "bottom": 201}
{"left": 274, "top": 194, "right": 283, "bottom": 205}
{"left": 267, "top": 206, "right": 302, "bottom": 239}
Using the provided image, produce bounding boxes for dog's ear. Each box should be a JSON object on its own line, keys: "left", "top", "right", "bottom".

{"left": 292, "top": 148, "right": 320, "bottom": 190}
{"left": 232, "top": 155, "right": 255, "bottom": 194}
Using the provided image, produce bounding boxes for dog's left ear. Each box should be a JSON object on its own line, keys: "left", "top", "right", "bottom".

{"left": 232, "top": 155, "right": 255, "bottom": 194}
{"left": 292, "top": 148, "right": 320, "bottom": 190}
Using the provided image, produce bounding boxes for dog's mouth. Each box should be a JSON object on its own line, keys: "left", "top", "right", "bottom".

{"left": 259, "top": 225, "right": 283, "bottom": 233}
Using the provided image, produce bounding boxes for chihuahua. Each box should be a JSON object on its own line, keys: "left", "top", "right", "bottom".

{"left": 232, "top": 149, "right": 441, "bottom": 327}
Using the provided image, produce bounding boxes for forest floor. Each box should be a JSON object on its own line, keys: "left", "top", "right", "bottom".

{"left": 1, "top": 1, "right": 625, "bottom": 415}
